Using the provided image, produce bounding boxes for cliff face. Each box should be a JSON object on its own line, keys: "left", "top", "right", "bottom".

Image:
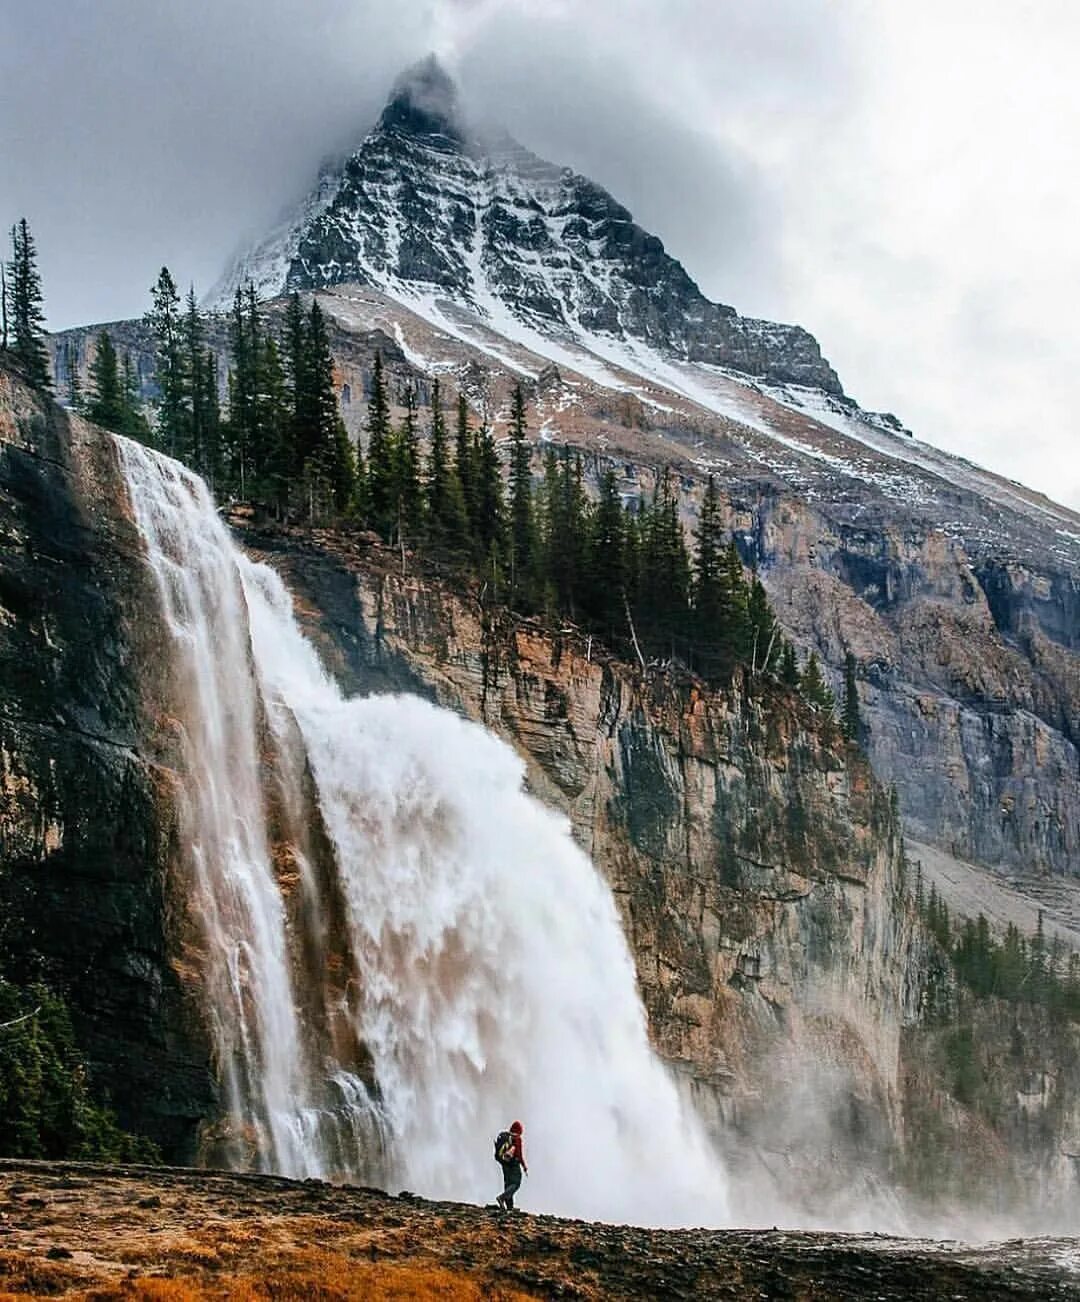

{"left": 738, "top": 493, "right": 1080, "bottom": 879}
{"left": 242, "top": 525, "right": 921, "bottom": 1217}
{"left": 49, "top": 305, "right": 1080, "bottom": 887}
{"left": 0, "top": 364, "right": 213, "bottom": 1157}
{"left": 244, "top": 526, "right": 1080, "bottom": 1225}
{"left": 4, "top": 359, "right": 1080, "bottom": 1217}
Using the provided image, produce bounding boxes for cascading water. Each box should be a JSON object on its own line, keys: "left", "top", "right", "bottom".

{"left": 117, "top": 435, "right": 730, "bottom": 1226}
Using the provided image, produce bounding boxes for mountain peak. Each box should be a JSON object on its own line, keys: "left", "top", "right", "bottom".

{"left": 206, "top": 58, "right": 841, "bottom": 395}
{"left": 378, "top": 55, "right": 463, "bottom": 145}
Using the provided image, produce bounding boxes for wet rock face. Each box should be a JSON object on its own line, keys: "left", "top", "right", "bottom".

{"left": 0, "top": 364, "right": 213, "bottom": 1158}
{"left": 244, "top": 528, "right": 914, "bottom": 1203}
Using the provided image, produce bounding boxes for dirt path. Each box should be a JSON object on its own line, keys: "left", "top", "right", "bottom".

{"left": 1, "top": 1160, "right": 1078, "bottom": 1300}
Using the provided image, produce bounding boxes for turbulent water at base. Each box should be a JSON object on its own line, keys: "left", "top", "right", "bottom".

{"left": 117, "top": 436, "right": 730, "bottom": 1227}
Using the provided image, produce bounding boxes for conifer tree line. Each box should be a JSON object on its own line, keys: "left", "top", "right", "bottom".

{"left": 0, "top": 226, "right": 858, "bottom": 713}
{"left": 135, "top": 275, "right": 357, "bottom": 510}
{"left": 915, "top": 869, "right": 1080, "bottom": 1026}
{"left": 62, "top": 333, "right": 151, "bottom": 442}
{"left": 355, "top": 367, "right": 854, "bottom": 704}
{"left": 1, "top": 218, "right": 51, "bottom": 391}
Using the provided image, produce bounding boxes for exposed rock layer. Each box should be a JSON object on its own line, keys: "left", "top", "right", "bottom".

{"left": 209, "top": 57, "right": 842, "bottom": 393}
{"left": 244, "top": 523, "right": 1080, "bottom": 1223}
{"left": 0, "top": 363, "right": 213, "bottom": 1157}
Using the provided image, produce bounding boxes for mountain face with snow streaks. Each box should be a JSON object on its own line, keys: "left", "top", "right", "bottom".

{"left": 210, "top": 57, "right": 840, "bottom": 394}
{"left": 75, "top": 57, "right": 1080, "bottom": 887}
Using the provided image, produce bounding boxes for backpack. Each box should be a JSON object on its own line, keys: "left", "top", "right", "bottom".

{"left": 494, "top": 1129, "right": 514, "bottom": 1164}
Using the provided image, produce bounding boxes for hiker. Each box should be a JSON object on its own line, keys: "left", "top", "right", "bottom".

{"left": 494, "top": 1120, "right": 527, "bottom": 1210}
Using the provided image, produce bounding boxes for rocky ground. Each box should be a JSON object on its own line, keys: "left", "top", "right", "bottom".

{"left": 1, "top": 1161, "right": 1079, "bottom": 1300}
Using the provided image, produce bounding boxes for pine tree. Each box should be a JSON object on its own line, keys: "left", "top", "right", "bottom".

{"left": 537, "top": 445, "right": 587, "bottom": 618}
{"left": 455, "top": 391, "right": 476, "bottom": 547}
{"left": 303, "top": 300, "right": 351, "bottom": 519}
{"left": 260, "top": 335, "right": 289, "bottom": 511}
{"left": 246, "top": 285, "right": 274, "bottom": 489}
{"left": 182, "top": 287, "right": 208, "bottom": 471}
{"left": 196, "top": 348, "right": 219, "bottom": 475}
{"left": 471, "top": 420, "right": 505, "bottom": 578}
{"left": 691, "top": 475, "right": 725, "bottom": 677}
{"left": 718, "top": 542, "right": 753, "bottom": 670}
{"left": 366, "top": 352, "right": 396, "bottom": 539}
{"left": 425, "top": 379, "right": 466, "bottom": 558}
{"left": 86, "top": 331, "right": 125, "bottom": 430}
{"left": 584, "top": 469, "right": 626, "bottom": 638}
{"left": 637, "top": 472, "right": 691, "bottom": 661}
{"left": 394, "top": 383, "right": 424, "bottom": 545}
{"left": 507, "top": 383, "right": 536, "bottom": 604}
{"left": 800, "top": 652, "right": 835, "bottom": 717}
{"left": 7, "top": 220, "right": 51, "bottom": 390}
{"left": 779, "top": 640, "right": 800, "bottom": 689}
{"left": 65, "top": 342, "right": 84, "bottom": 414}
{"left": 225, "top": 286, "right": 253, "bottom": 491}
{"left": 120, "top": 351, "right": 153, "bottom": 445}
{"left": 281, "top": 291, "right": 308, "bottom": 501}
{"left": 537, "top": 445, "right": 561, "bottom": 611}
{"left": 333, "top": 416, "right": 358, "bottom": 516}
{"left": 145, "top": 267, "right": 187, "bottom": 458}
{"left": 351, "top": 424, "right": 370, "bottom": 523}
{"left": 622, "top": 505, "right": 643, "bottom": 622}
{"left": 841, "top": 651, "right": 862, "bottom": 743}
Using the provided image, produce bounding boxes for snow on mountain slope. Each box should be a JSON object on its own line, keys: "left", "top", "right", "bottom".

{"left": 206, "top": 56, "right": 1080, "bottom": 573}
{"left": 208, "top": 56, "right": 840, "bottom": 396}
{"left": 316, "top": 280, "right": 1080, "bottom": 575}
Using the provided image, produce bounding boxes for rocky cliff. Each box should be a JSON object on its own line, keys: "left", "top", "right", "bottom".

{"left": 5, "top": 363, "right": 1080, "bottom": 1223}
{"left": 0, "top": 361, "right": 213, "bottom": 1157}
{"left": 52, "top": 288, "right": 1080, "bottom": 896}
{"left": 1, "top": 365, "right": 912, "bottom": 1208}
{"left": 239, "top": 522, "right": 1080, "bottom": 1227}
{"left": 238, "top": 522, "right": 919, "bottom": 1219}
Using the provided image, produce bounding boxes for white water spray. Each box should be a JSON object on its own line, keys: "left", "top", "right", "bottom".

{"left": 118, "top": 436, "right": 729, "bottom": 1226}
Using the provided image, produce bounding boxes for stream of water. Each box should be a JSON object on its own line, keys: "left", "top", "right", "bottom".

{"left": 117, "top": 435, "right": 729, "bottom": 1226}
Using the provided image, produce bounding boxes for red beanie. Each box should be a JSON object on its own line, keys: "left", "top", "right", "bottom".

{"left": 510, "top": 1120, "right": 523, "bottom": 1133}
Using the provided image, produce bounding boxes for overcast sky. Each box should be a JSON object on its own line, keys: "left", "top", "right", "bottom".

{"left": 2, "top": 0, "right": 1077, "bottom": 509}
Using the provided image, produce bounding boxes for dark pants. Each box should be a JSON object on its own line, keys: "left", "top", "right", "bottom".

{"left": 500, "top": 1160, "right": 522, "bottom": 1208}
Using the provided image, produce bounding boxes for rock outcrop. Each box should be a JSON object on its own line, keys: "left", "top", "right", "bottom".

{"left": 0, "top": 362, "right": 213, "bottom": 1157}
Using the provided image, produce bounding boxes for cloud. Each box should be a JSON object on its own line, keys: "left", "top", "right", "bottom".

{"left": 1, "top": 0, "right": 1077, "bottom": 509}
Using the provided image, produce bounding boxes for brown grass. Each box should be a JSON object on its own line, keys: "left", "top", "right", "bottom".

{"left": 81, "top": 1257, "right": 532, "bottom": 1301}
{"left": 0, "top": 1249, "right": 86, "bottom": 1296}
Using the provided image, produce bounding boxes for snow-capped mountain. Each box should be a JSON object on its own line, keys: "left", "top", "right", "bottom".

{"left": 208, "top": 56, "right": 839, "bottom": 394}
{"left": 58, "top": 52, "right": 1080, "bottom": 917}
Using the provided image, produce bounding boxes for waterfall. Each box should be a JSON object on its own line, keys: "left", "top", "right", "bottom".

{"left": 117, "top": 435, "right": 729, "bottom": 1227}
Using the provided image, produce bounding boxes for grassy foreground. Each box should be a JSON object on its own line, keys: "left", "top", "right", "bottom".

{"left": 1, "top": 1160, "right": 1079, "bottom": 1300}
